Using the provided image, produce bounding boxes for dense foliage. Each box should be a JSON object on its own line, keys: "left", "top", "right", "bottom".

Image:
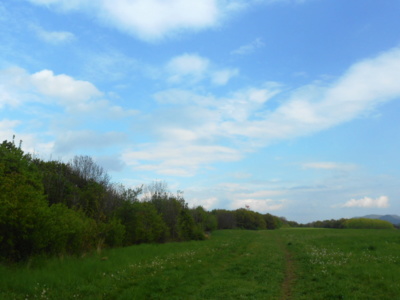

{"left": 302, "top": 217, "right": 396, "bottom": 229}
{"left": 0, "top": 138, "right": 285, "bottom": 262}
{"left": 343, "top": 218, "right": 394, "bottom": 229}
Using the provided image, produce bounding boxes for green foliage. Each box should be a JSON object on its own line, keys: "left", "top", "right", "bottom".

{"left": 103, "top": 218, "right": 126, "bottom": 248}
{"left": 213, "top": 209, "right": 237, "bottom": 229}
{"left": 0, "top": 139, "right": 49, "bottom": 261}
{"left": 131, "top": 202, "right": 168, "bottom": 244}
{"left": 151, "top": 194, "right": 186, "bottom": 239}
{"left": 37, "top": 204, "right": 97, "bottom": 255}
{"left": 343, "top": 218, "right": 394, "bottom": 229}
{"left": 190, "top": 206, "right": 217, "bottom": 232}
{"left": 116, "top": 200, "right": 169, "bottom": 245}
{"left": 177, "top": 208, "right": 204, "bottom": 240}
{"left": 235, "top": 208, "right": 266, "bottom": 230}
{"left": 264, "top": 213, "right": 284, "bottom": 229}
{"left": 303, "top": 218, "right": 347, "bottom": 228}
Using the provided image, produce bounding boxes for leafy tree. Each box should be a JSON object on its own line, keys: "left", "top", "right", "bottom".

{"left": 178, "top": 208, "right": 203, "bottom": 240}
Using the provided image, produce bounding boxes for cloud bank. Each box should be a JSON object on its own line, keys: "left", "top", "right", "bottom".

{"left": 124, "top": 46, "right": 400, "bottom": 176}
{"left": 342, "top": 196, "right": 389, "bottom": 208}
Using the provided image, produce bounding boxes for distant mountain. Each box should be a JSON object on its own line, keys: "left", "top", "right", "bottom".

{"left": 357, "top": 214, "right": 400, "bottom": 225}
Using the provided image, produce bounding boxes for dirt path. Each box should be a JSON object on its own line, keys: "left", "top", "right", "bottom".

{"left": 279, "top": 242, "right": 296, "bottom": 300}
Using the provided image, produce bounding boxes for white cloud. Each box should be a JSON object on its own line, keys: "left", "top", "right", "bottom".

{"left": 341, "top": 196, "right": 389, "bottom": 208}
{"left": 30, "top": 70, "right": 102, "bottom": 102}
{"left": 230, "top": 187, "right": 286, "bottom": 211}
{"left": 220, "top": 46, "right": 400, "bottom": 143}
{"left": 31, "top": 25, "right": 75, "bottom": 44}
{"left": 0, "top": 66, "right": 137, "bottom": 125}
{"left": 166, "top": 54, "right": 210, "bottom": 83}
{"left": 231, "top": 38, "right": 265, "bottom": 55}
{"left": 27, "top": 0, "right": 226, "bottom": 41}
{"left": 165, "top": 53, "right": 238, "bottom": 85}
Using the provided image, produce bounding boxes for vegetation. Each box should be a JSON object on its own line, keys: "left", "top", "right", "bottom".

{"left": 302, "top": 217, "right": 396, "bottom": 229}
{"left": 0, "top": 137, "right": 285, "bottom": 263}
{"left": 343, "top": 218, "right": 394, "bottom": 229}
{"left": 4, "top": 136, "right": 398, "bottom": 298}
{"left": 283, "top": 228, "right": 400, "bottom": 299}
{"left": 1, "top": 229, "right": 400, "bottom": 299}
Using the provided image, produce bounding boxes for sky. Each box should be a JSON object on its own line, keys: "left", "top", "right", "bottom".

{"left": 1, "top": 0, "right": 400, "bottom": 223}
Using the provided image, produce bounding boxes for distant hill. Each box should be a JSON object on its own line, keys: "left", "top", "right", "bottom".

{"left": 357, "top": 214, "right": 400, "bottom": 225}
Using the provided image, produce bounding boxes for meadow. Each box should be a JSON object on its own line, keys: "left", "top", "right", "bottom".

{"left": 1, "top": 228, "right": 399, "bottom": 299}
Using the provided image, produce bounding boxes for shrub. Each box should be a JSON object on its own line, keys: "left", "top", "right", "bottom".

{"left": 343, "top": 218, "right": 394, "bottom": 229}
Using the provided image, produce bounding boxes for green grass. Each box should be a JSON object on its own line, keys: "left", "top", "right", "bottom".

{"left": 0, "top": 230, "right": 285, "bottom": 299}
{"left": 1, "top": 229, "right": 400, "bottom": 299}
{"left": 281, "top": 228, "right": 400, "bottom": 300}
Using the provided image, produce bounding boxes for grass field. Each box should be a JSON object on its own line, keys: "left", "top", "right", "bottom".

{"left": 1, "top": 229, "right": 399, "bottom": 299}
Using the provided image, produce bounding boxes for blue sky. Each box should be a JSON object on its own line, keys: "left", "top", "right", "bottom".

{"left": 1, "top": 0, "right": 400, "bottom": 223}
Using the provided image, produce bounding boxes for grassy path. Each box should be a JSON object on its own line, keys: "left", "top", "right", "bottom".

{"left": 279, "top": 241, "right": 296, "bottom": 300}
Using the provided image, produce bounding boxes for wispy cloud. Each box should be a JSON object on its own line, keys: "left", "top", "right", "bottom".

{"left": 166, "top": 53, "right": 210, "bottom": 83}
{"left": 31, "top": 24, "right": 75, "bottom": 44}
{"left": 53, "top": 130, "right": 127, "bottom": 154}
{"left": 231, "top": 38, "right": 265, "bottom": 55}
{"left": 341, "top": 196, "right": 389, "bottom": 208}
{"left": 122, "top": 143, "right": 242, "bottom": 177}
{"left": 165, "top": 53, "right": 238, "bottom": 85}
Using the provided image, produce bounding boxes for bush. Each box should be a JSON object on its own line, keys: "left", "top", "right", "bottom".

{"left": 343, "top": 218, "right": 394, "bottom": 229}
{"left": 36, "top": 204, "right": 96, "bottom": 256}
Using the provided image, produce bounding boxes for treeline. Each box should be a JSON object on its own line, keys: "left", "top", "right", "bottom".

{"left": 212, "top": 209, "right": 293, "bottom": 230}
{"left": 301, "top": 218, "right": 395, "bottom": 229}
{"left": 0, "top": 138, "right": 286, "bottom": 262}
